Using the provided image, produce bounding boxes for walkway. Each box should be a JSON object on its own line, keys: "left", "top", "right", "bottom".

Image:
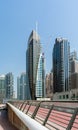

{"left": 0, "top": 109, "right": 18, "bottom": 130}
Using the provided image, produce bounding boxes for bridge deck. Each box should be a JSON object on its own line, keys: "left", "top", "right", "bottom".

{"left": 1, "top": 101, "right": 78, "bottom": 130}
{"left": 0, "top": 109, "right": 18, "bottom": 130}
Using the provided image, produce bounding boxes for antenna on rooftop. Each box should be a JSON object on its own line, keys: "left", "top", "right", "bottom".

{"left": 36, "top": 21, "right": 38, "bottom": 33}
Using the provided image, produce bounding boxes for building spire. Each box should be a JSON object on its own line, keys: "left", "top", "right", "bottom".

{"left": 36, "top": 21, "right": 38, "bottom": 33}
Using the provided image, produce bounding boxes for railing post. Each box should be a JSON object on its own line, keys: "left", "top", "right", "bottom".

{"left": 25, "top": 102, "right": 31, "bottom": 114}
{"left": 19, "top": 100, "right": 26, "bottom": 110}
{"left": 22, "top": 102, "right": 27, "bottom": 112}
{"left": 67, "top": 107, "right": 78, "bottom": 130}
{"left": 43, "top": 105, "right": 54, "bottom": 126}
{"left": 31, "top": 101, "right": 42, "bottom": 119}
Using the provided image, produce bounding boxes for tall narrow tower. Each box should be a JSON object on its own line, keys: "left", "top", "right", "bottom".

{"left": 26, "top": 30, "right": 41, "bottom": 100}
{"left": 5, "top": 72, "right": 14, "bottom": 99}
{"left": 36, "top": 53, "right": 45, "bottom": 98}
{"left": 17, "top": 72, "right": 26, "bottom": 100}
{"left": 53, "top": 38, "right": 70, "bottom": 93}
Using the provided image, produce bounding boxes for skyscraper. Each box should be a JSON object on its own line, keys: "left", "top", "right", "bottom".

{"left": 53, "top": 38, "right": 70, "bottom": 93}
{"left": 46, "top": 71, "right": 53, "bottom": 98}
{"left": 17, "top": 72, "right": 26, "bottom": 100}
{"left": 70, "top": 51, "right": 78, "bottom": 89}
{"left": 5, "top": 72, "right": 14, "bottom": 99}
{"left": 0, "top": 75, "right": 6, "bottom": 102}
{"left": 36, "top": 53, "right": 45, "bottom": 98}
{"left": 70, "top": 51, "right": 78, "bottom": 73}
{"left": 26, "top": 30, "right": 45, "bottom": 100}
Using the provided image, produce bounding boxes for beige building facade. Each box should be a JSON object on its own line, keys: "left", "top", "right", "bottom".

{"left": 70, "top": 51, "right": 78, "bottom": 89}
{"left": 45, "top": 72, "right": 53, "bottom": 99}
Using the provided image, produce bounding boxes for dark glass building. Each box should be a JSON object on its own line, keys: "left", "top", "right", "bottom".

{"left": 26, "top": 30, "right": 41, "bottom": 100}
{"left": 53, "top": 38, "right": 70, "bottom": 93}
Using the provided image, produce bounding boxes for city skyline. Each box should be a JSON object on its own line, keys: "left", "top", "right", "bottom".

{"left": 0, "top": 0, "right": 78, "bottom": 94}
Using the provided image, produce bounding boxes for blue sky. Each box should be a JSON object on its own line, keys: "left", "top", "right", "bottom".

{"left": 0, "top": 0, "right": 78, "bottom": 93}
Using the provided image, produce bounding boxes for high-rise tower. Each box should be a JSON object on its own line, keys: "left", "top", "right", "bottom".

{"left": 0, "top": 75, "right": 6, "bottom": 102}
{"left": 17, "top": 72, "right": 26, "bottom": 100}
{"left": 36, "top": 53, "right": 45, "bottom": 98}
{"left": 53, "top": 38, "right": 70, "bottom": 93}
{"left": 26, "top": 30, "right": 43, "bottom": 100}
{"left": 70, "top": 51, "right": 78, "bottom": 89}
{"left": 5, "top": 72, "right": 14, "bottom": 99}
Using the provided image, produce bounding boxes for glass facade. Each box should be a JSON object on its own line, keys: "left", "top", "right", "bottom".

{"left": 5, "top": 72, "right": 14, "bottom": 99}
{"left": 0, "top": 75, "right": 6, "bottom": 102}
{"left": 53, "top": 38, "right": 70, "bottom": 93}
{"left": 26, "top": 30, "right": 45, "bottom": 100}
{"left": 17, "top": 72, "right": 26, "bottom": 100}
{"left": 36, "top": 53, "right": 45, "bottom": 98}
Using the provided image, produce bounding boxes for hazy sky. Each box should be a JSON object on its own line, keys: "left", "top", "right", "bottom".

{"left": 0, "top": 0, "right": 78, "bottom": 92}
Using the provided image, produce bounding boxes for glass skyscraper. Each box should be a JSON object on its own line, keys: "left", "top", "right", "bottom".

{"left": 53, "top": 38, "right": 70, "bottom": 93}
{"left": 5, "top": 72, "right": 14, "bottom": 99}
{"left": 0, "top": 75, "right": 6, "bottom": 102}
{"left": 36, "top": 53, "right": 45, "bottom": 98}
{"left": 17, "top": 72, "right": 26, "bottom": 100}
{"left": 26, "top": 30, "right": 45, "bottom": 100}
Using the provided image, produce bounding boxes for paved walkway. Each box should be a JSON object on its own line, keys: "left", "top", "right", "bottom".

{"left": 0, "top": 109, "right": 19, "bottom": 130}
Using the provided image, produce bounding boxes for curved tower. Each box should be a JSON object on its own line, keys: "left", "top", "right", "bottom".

{"left": 26, "top": 30, "right": 41, "bottom": 100}
{"left": 36, "top": 53, "right": 45, "bottom": 98}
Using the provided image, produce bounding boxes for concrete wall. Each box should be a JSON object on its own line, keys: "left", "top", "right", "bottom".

{"left": 7, "top": 105, "right": 29, "bottom": 130}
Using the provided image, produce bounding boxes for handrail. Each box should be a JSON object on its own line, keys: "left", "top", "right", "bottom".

{"left": 7, "top": 103, "right": 49, "bottom": 130}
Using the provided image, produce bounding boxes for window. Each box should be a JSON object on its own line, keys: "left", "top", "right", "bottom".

{"left": 66, "top": 94, "right": 69, "bottom": 99}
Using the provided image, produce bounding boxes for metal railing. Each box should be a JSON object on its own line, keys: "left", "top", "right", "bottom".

{"left": 7, "top": 103, "right": 49, "bottom": 130}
